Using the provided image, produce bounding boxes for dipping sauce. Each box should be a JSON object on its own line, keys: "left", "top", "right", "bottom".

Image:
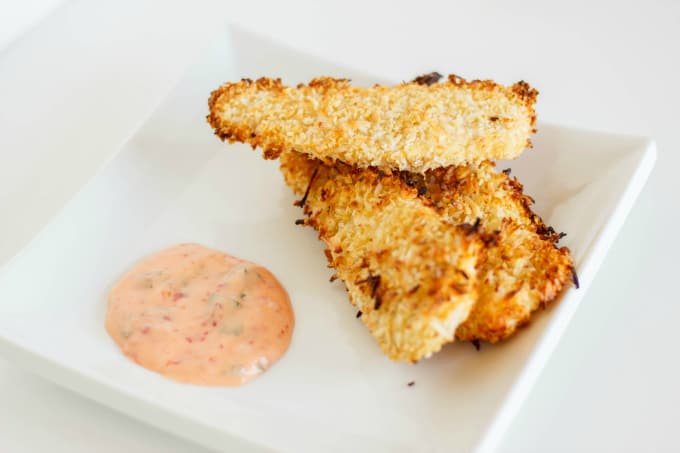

{"left": 106, "top": 243, "right": 294, "bottom": 386}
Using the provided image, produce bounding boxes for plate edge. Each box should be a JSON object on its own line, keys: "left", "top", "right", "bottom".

{"left": 474, "top": 140, "right": 657, "bottom": 453}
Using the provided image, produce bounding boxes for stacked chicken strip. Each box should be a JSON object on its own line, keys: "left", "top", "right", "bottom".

{"left": 208, "top": 72, "right": 575, "bottom": 362}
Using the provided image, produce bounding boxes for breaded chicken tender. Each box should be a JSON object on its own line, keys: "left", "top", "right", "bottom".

{"left": 279, "top": 150, "right": 481, "bottom": 362}
{"left": 402, "top": 162, "right": 575, "bottom": 343}
{"left": 208, "top": 75, "right": 538, "bottom": 173}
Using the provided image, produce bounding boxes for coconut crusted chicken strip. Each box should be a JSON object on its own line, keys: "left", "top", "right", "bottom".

{"left": 401, "top": 161, "right": 575, "bottom": 343}
{"left": 279, "top": 150, "right": 481, "bottom": 362}
{"left": 208, "top": 75, "right": 538, "bottom": 173}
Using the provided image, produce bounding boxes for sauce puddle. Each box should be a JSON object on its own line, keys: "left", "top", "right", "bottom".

{"left": 106, "top": 243, "right": 294, "bottom": 386}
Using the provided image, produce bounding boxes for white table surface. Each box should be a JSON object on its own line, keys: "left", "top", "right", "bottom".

{"left": 0, "top": 0, "right": 678, "bottom": 451}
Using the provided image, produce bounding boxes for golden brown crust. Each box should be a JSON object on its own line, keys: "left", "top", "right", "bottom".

{"left": 208, "top": 76, "right": 538, "bottom": 172}
{"left": 279, "top": 151, "right": 481, "bottom": 362}
{"left": 416, "top": 162, "right": 574, "bottom": 343}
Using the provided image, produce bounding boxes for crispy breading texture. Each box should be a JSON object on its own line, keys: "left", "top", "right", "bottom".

{"left": 409, "top": 162, "right": 575, "bottom": 343}
{"left": 208, "top": 76, "right": 537, "bottom": 173}
{"left": 279, "top": 150, "right": 481, "bottom": 362}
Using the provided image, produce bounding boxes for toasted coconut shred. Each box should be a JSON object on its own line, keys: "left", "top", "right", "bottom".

{"left": 207, "top": 72, "right": 576, "bottom": 362}
{"left": 419, "top": 162, "right": 574, "bottom": 342}
{"left": 208, "top": 75, "right": 537, "bottom": 173}
{"left": 280, "top": 150, "right": 480, "bottom": 362}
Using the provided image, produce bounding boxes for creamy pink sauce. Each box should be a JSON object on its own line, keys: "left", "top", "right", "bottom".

{"left": 106, "top": 243, "right": 294, "bottom": 386}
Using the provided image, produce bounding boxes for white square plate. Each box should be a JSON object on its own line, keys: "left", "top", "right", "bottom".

{"left": 0, "top": 26, "right": 655, "bottom": 453}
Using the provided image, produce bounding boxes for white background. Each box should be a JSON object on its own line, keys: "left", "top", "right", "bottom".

{"left": 0, "top": 0, "right": 678, "bottom": 451}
